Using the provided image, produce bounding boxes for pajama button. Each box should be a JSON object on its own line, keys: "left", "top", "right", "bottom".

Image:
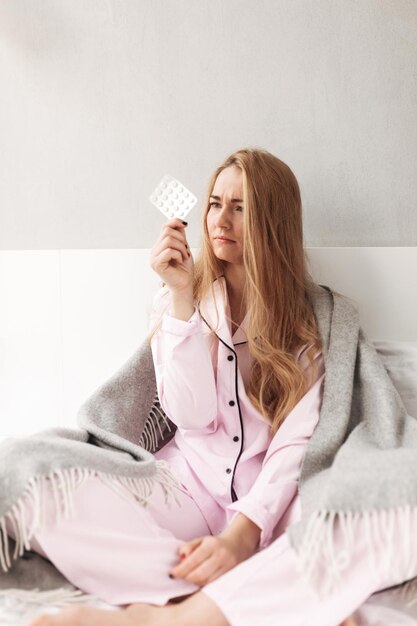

{"left": 233, "top": 436, "right": 239, "bottom": 442}
{"left": 226, "top": 468, "right": 232, "bottom": 474}
{"left": 229, "top": 400, "right": 235, "bottom": 406}
{"left": 227, "top": 355, "right": 234, "bottom": 361}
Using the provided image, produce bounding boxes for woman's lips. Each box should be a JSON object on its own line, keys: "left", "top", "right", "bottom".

{"left": 215, "top": 237, "right": 235, "bottom": 243}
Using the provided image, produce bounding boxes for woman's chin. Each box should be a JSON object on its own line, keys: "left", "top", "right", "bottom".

{"left": 213, "top": 251, "right": 236, "bottom": 262}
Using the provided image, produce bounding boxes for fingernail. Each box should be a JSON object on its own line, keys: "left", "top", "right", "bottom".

{"left": 180, "top": 553, "right": 186, "bottom": 560}
{"left": 182, "top": 221, "right": 188, "bottom": 225}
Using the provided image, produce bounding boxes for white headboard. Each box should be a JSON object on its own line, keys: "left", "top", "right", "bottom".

{"left": 306, "top": 247, "right": 416, "bottom": 342}
{"left": 0, "top": 247, "right": 416, "bottom": 438}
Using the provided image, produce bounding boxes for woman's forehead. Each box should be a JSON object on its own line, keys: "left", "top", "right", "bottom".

{"left": 213, "top": 166, "right": 243, "bottom": 196}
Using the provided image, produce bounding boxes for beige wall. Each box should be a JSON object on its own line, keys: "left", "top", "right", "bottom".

{"left": 1, "top": 0, "right": 416, "bottom": 249}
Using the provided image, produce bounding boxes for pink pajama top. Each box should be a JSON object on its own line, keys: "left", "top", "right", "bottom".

{"left": 150, "top": 275, "right": 325, "bottom": 549}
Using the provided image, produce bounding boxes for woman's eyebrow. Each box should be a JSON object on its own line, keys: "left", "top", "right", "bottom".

{"left": 209, "top": 195, "right": 243, "bottom": 202}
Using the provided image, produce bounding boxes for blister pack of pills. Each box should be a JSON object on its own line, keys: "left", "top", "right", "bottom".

{"left": 149, "top": 175, "right": 197, "bottom": 220}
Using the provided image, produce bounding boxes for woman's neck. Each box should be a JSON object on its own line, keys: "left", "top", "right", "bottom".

{"left": 223, "top": 266, "right": 246, "bottom": 328}
{"left": 223, "top": 264, "right": 246, "bottom": 303}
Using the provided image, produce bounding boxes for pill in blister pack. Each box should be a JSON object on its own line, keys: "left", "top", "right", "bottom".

{"left": 149, "top": 175, "right": 197, "bottom": 220}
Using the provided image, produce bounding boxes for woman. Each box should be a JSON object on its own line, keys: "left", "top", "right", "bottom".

{"left": 23, "top": 147, "right": 324, "bottom": 606}
{"left": 146, "top": 149, "right": 324, "bottom": 587}
{"left": 27, "top": 148, "right": 412, "bottom": 625}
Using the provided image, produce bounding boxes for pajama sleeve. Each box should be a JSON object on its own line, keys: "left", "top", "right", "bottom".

{"left": 226, "top": 353, "right": 325, "bottom": 550}
{"left": 148, "top": 286, "right": 218, "bottom": 430}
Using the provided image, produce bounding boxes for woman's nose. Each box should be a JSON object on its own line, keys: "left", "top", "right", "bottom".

{"left": 214, "top": 206, "right": 231, "bottom": 227}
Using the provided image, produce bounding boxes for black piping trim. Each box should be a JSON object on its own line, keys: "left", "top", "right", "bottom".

{"left": 193, "top": 278, "right": 329, "bottom": 502}
{"left": 198, "top": 307, "right": 245, "bottom": 503}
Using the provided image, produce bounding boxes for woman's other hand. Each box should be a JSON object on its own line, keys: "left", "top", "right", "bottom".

{"left": 169, "top": 514, "right": 261, "bottom": 587}
{"left": 169, "top": 535, "right": 247, "bottom": 586}
{"left": 150, "top": 217, "right": 194, "bottom": 293}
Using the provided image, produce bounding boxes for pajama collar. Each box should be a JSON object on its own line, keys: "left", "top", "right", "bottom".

{"left": 197, "top": 275, "right": 249, "bottom": 348}
{"left": 197, "top": 276, "right": 306, "bottom": 361}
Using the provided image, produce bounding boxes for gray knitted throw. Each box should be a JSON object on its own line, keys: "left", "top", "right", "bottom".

{"left": 0, "top": 285, "right": 416, "bottom": 605}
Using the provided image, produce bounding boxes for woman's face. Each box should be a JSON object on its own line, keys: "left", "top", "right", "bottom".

{"left": 206, "top": 165, "right": 244, "bottom": 265}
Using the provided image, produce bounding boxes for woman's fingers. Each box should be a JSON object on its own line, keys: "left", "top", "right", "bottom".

{"left": 156, "top": 220, "right": 188, "bottom": 249}
{"left": 152, "top": 234, "right": 189, "bottom": 264}
{"left": 156, "top": 248, "right": 191, "bottom": 273}
{"left": 165, "top": 217, "right": 188, "bottom": 230}
{"left": 171, "top": 536, "right": 240, "bottom": 585}
{"left": 150, "top": 217, "right": 193, "bottom": 291}
{"left": 155, "top": 226, "right": 188, "bottom": 249}
{"left": 170, "top": 537, "right": 215, "bottom": 579}
{"left": 171, "top": 531, "right": 250, "bottom": 586}
{"left": 180, "top": 555, "right": 223, "bottom": 586}
{"left": 178, "top": 537, "right": 202, "bottom": 559}
{"left": 151, "top": 219, "right": 190, "bottom": 268}
{"left": 174, "top": 544, "right": 229, "bottom": 586}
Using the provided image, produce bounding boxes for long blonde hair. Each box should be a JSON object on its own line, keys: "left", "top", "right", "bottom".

{"left": 148, "top": 147, "right": 322, "bottom": 434}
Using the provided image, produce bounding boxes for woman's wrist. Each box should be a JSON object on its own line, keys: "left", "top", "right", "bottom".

{"left": 220, "top": 513, "right": 261, "bottom": 558}
{"left": 169, "top": 288, "right": 195, "bottom": 321}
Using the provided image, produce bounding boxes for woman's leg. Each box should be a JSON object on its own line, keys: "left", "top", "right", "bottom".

{"left": 115, "top": 515, "right": 417, "bottom": 626}
{"left": 24, "top": 507, "right": 417, "bottom": 626}
{"left": 200, "top": 517, "right": 417, "bottom": 626}
{"left": 27, "top": 590, "right": 229, "bottom": 626}
{"left": 6, "top": 473, "right": 212, "bottom": 606}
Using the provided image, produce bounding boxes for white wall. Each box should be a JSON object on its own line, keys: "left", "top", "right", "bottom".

{"left": 1, "top": 0, "right": 416, "bottom": 250}
{"left": 1, "top": 2, "right": 416, "bottom": 439}
{"left": 1, "top": 247, "right": 416, "bottom": 439}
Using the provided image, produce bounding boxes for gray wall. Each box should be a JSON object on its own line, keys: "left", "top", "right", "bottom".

{"left": 1, "top": 0, "right": 416, "bottom": 249}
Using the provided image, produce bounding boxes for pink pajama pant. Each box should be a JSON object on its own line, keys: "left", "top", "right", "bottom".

{"left": 7, "top": 473, "right": 212, "bottom": 606}
{"left": 6, "top": 473, "right": 417, "bottom": 626}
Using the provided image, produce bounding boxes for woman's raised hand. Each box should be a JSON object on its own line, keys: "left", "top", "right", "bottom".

{"left": 150, "top": 218, "right": 194, "bottom": 293}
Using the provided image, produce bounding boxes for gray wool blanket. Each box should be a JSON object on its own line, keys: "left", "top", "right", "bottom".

{"left": 0, "top": 284, "right": 416, "bottom": 607}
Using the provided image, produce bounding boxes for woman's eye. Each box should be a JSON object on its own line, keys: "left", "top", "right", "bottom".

{"left": 209, "top": 202, "right": 243, "bottom": 211}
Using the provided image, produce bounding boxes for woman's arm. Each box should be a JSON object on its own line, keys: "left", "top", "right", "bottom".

{"left": 169, "top": 355, "right": 325, "bottom": 586}
{"left": 226, "top": 363, "right": 325, "bottom": 549}
{"left": 148, "top": 217, "right": 219, "bottom": 430}
{"left": 149, "top": 287, "right": 218, "bottom": 430}
{"left": 169, "top": 288, "right": 195, "bottom": 321}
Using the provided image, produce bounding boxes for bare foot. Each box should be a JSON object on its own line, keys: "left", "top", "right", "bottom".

{"left": 27, "top": 604, "right": 140, "bottom": 626}
{"left": 27, "top": 602, "right": 199, "bottom": 626}
{"left": 127, "top": 593, "right": 229, "bottom": 626}
{"left": 27, "top": 592, "right": 230, "bottom": 626}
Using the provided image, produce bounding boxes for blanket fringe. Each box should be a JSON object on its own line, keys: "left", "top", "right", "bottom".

{"left": 0, "top": 587, "right": 97, "bottom": 608}
{"left": 293, "top": 506, "right": 417, "bottom": 599}
{"left": 0, "top": 460, "right": 182, "bottom": 573}
{"left": 0, "top": 588, "right": 101, "bottom": 626}
{"left": 139, "top": 392, "right": 172, "bottom": 453}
